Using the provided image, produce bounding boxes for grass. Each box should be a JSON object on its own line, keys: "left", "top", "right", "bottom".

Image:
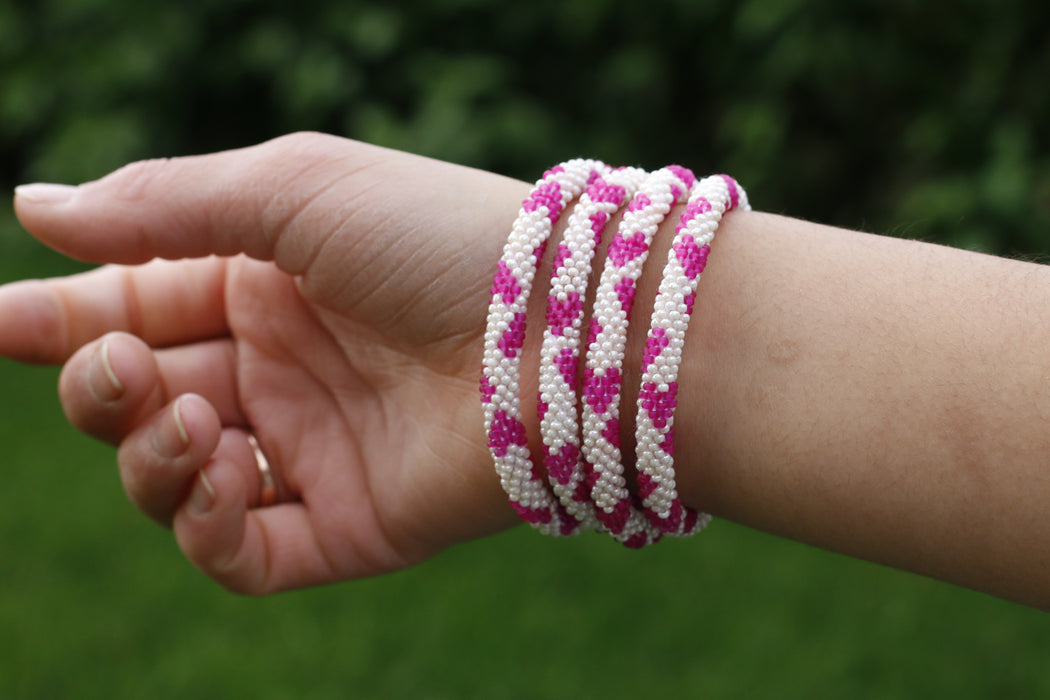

{"left": 0, "top": 215, "right": 1047, "bottom": 698}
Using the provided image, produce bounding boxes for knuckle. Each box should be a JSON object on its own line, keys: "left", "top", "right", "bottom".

{"left": 95, "top": 158, "right": 173, "bottom": 202}
{"left": 255, "top": 132, "right": 355, "bottom": 265}
{"left": 266, "top": 131, "right": 342, "bottom": 159}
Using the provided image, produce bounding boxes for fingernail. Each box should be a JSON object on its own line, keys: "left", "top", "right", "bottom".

{"left": 15, "top": 183, "right": 78, "bottom": 204}
{"left": 187, "top": 470, "right": 216, "bottom": 516}
{"left": 87, "top": 338, "right": 124, "bottom": 402}
{"left": 153, "top": 396, "right": 191, "bottom": 459}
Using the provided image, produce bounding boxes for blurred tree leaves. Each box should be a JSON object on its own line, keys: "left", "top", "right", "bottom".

{"left": 2, "top": 0, "right": 1050, "bottom": 255}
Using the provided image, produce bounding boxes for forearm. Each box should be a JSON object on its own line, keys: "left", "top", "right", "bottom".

{"left": 665, "top": 211, "right": 1050, "bottom": 609}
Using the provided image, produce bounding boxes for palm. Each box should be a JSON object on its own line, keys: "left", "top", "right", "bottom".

{"left": 224, "top": 256, "right": 502, "bottom": 575}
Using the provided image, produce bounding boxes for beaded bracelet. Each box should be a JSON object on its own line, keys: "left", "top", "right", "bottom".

{"left": 634, "top": 174, "right": 749, "bottom": 534}
{"left": 483, "top": 160, "right": 748, "bottom": 546}
{"left": 482, "top": 159, "right": 606, "bottom": 536}
{"left": 581, "top": 166, "right": 698, "bottom": 544}
{"left": 538, "top": 165, "right": 647, "bottom": 533}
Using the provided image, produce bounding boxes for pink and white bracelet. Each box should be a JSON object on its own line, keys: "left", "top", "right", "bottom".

{"left": 581, "top": 165, "right": 699, "bottom": 544}
{"left": 482, "top": 160, "right": 748, "bottom": 546}
{"left": 538, "top": 165, "right": 647, "bottom": 533}
{"left": 634, "top": 174, "right": 749, "bottom": 534}
{"left": 482, "top": 159, "right": 606, "bottom": 536}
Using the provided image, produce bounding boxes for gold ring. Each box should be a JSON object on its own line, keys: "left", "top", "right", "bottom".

{"left": 247, "top": 434, "right": 277, "bottom": 507}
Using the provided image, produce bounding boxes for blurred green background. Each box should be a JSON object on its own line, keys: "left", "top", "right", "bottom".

{"left": 1, "top": 0, "right": 1049, "bottom": 697}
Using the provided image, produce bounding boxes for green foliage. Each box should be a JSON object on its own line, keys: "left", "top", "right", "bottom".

{"left": 3, "top": 0, "right": 1050, "bottom": 253}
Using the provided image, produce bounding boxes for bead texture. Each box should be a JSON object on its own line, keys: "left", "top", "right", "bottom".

{"left": 581, "top": 166, "right": 697, "bottom": 545}
{"left": 482, "top": 159, "right": 606, "bottom": 535}
{"left": 482, "top": 160, "right": 749, "bottom": 546}
{"left": 634, "top": 174, "right": 749, "bottom": 535}
{"left": 539, "top": 166, "right": 646, "bottom": 533}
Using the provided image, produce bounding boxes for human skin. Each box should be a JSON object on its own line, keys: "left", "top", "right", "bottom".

{"left": 3, "top": 133, "right": 1049, "bottom": 608}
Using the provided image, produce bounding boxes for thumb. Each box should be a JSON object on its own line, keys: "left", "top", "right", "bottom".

{"left": 13, "top": 132, "right": 390, "bottom": 269}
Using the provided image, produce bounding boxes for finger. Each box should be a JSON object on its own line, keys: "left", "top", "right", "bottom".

{"left": 60, "top": 333, "right": 165, "bottom": 445}
{"left": 174, "top": 462, "right": 340, "bottom": 595}
{"left": 116, "top": 393, "right": 222, "bottom": 526}
{"left": 117, "top": 399, "right": 284, "bottom": 527}
{"left": 0, "top": 257, "right": 227, "bottom": 365}
{"left": 60, "top": 332, "right": 245, "bottom": 445}
{"left": 13, "top": 132, "right": 387, "bottom": 267}
{"left": 155, "top": 339, "right": 245, "bottom": 426}
{"left": 13, "top": 132, "right": 526, "bottom": 280}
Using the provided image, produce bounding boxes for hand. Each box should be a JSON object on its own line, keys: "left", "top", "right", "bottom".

{"left": 1, "top": 133, "right": 531, "bottom": 594}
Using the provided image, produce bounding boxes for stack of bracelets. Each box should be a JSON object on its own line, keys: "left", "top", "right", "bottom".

{"left": 481, "top": 160, "right": 749, "bottom": 548}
